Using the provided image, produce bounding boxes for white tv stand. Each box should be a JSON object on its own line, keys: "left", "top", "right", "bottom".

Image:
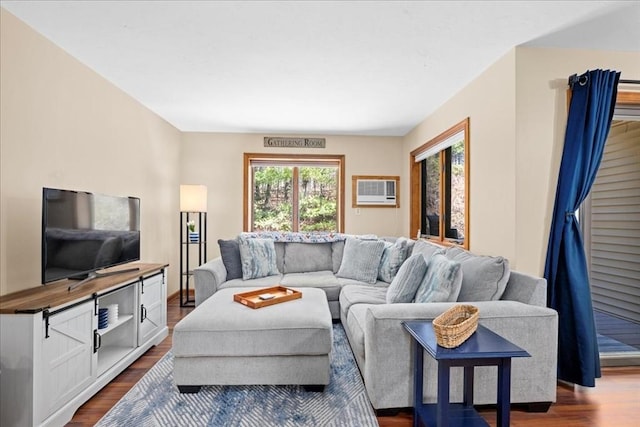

{"left": 0, "top": 263, "right": 169, "bottom": 427}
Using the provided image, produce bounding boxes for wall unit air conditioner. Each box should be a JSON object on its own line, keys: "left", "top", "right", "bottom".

{"left": 354, "top": 176, "right": 399, "bottom": 206}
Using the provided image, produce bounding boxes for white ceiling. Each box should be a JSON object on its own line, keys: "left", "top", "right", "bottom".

{"left": 2, "top": 1, "right": 639, "bottom": 136}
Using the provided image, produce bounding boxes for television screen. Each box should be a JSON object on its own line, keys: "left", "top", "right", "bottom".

{"left": 42, "top": 187, "right": 141, "bottom": 284}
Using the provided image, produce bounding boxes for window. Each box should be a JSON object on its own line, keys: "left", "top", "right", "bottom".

{"left": 244, "top": 153, "right": 345, "bottom": 232}
{"left": 410, "top": 118, "right": 469, "bottom": 248}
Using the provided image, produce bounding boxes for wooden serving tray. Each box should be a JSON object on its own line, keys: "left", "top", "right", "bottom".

{"left": 233, "top": 286, "right": 302, "bottom": 309}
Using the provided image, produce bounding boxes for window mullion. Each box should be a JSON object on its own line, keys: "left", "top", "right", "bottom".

{"left": 293, "top": 167, "right": 300, "bottom": 231}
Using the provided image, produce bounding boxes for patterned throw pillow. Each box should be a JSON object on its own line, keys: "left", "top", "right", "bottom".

{"left": 238, "top": 237, "right": 280, "bottom": 280}
{"left": 218, "top": 239, "right": 242, "bottom": 280}
{"left": 386, "top": 254, "right": 428, "bottom": 303}
{"left": 414, "top": 254, "right": 463, "bottom": 303}
{"left": 378, "top": 238, "right": 409, "bottom": 283}
{"left": 336, "top": 237, "right": 386, "bottom": 284}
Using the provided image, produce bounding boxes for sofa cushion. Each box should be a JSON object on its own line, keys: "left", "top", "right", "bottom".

{"left": 283, "top": 243, "right": 333, "bottom": 273}
{"left": 378, "top": 238, "right": 409, "bottom": 283}
{"left": 336, "top": 237, "right": 385, "bottom": 284}
{"left": 411, "top": 239, "right": 444, "bottom": 261}
{"left": 274, "top": 242, "right": 285, "bottom": 273}
{"left": 280, "top": 271, "right": 342, "bottom": 300}
{"left": 218, "top": 239, "right": 243, "bottom": 280}
{"left": 386, "top": 254, "right": 428, "bottom": 303}
{"left": 219, "top": 274, "right": 283, "bottom": 291}
{"left": 238, "top": 237, "right": 280, "bottom": 280}
{"left": 445, "top": 247, "right": 510, "bottom": 301}
{"left": 414, "top": 253, "right": 463, "bottom": 303}
{"left": 339, "top": 284, "right": 388, "bottom": 316}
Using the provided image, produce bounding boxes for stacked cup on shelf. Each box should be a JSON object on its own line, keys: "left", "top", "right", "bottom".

{"left": 98, "top": 308, "right": 109, "bottom": 329}
{"left": 107, "top": 304, "right": 119, "bottom": 325}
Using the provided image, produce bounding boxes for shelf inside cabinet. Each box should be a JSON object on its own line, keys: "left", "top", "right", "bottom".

{"left": 97, "top": 345, "right": 136, "bottom": 377}
{"left": 96, "top": 314, "right": 133, "bottom": 336}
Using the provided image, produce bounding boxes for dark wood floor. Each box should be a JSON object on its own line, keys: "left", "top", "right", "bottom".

{"left": 69, "top": 294, "right": 640, "bottom": 427}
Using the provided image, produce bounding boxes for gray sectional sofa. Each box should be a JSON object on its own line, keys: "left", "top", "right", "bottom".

{"left": 193, "top": 232, "right": 558, "bottom": 412}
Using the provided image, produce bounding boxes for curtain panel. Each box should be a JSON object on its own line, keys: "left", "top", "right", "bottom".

{"left": 544, "top": 69, "right": 620, "bottom": 387}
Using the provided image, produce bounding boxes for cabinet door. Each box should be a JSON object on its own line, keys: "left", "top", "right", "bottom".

{"left": 138, "top": 272, "right": 165, "bottom": 345}
{"left": 40, "top": 301, "right": 96, "bottom": 420}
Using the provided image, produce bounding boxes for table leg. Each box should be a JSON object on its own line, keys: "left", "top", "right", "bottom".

{"left": 497, "top": 357, "right": 512, "bottom": 427}
{"left": 463, "top": 365, "right": 474, "bottom": 408}
{"left": 413, "top": 341, "right": 423, "bottom": 427}
{"left": 437, "top": 361, "right": 451, "bottom": 427}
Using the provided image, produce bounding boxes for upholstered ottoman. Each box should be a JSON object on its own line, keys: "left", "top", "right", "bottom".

{"left": 173, "top": 287, "right": 333, "bottom": 392}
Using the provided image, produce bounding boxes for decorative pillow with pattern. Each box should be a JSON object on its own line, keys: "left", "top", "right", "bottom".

{"left": 238, "top": 237, "right": 280, "bottom": 280}
{"left": 386, "top": 254, "right": 428, "bottom": 303}
{"left": 336, "top": 237, "right": 385, "bottom": 284}
{"left": 414, "top": 254, "right": 463, "bottom": 303}
{"left": 378, "top": 237, "right": 409, "bottom": 283}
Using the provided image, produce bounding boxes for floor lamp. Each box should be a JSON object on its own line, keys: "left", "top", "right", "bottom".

{"left": 180, "top": 184, "right": 207, "bottom": 307}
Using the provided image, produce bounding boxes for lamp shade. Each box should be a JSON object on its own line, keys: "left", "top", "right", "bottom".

{"left": 180, "top": 185, "right": 207, "bottom": 212}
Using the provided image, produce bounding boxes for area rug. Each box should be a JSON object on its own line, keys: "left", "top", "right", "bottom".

{"left": 96, "top": 323, "right": 378, "bottom": 426}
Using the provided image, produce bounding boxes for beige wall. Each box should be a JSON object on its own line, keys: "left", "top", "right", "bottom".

{"left": 402, "top": 50, "right": 518, "bottom": 262}
{"left": 402, "top": 46, "right": 640, "bottom": 275}
{"left": 180, "top": 132, "right": 405, "bottom": 260}
{"left": 0, "top": 9, "right": 182, "bottom": 296}
{"left": 514, "top": 47, "right": 640, "bottom": 275}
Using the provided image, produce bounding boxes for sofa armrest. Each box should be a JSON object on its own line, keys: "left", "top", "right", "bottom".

{"left": 194, "top": 257, "right": 227, "bottom": 306}
{"left": 359, "top": 301, "right": 558, "bottom": 409}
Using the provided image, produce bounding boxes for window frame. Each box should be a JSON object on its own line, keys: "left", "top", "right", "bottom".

{"left": 410, "top": 118, "right": 470, "bottom": 249}
{"left": 243, "top": 153, "right": 345, "bottom": 232}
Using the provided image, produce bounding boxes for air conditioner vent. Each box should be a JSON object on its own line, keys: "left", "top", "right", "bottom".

{"left": 354, "top": 177, "right": 398, "bottom": 206}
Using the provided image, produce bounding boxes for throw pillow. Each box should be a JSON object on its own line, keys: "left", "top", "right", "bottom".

{"left": 386, "top": 254, "right": 428, "bottom": 303}
{"left": 238, "top": 237, "right": 280, "bottom": 280}
{"left": 414, "top": 254, "right": 463, "bottom": 303}
{"left": 412, "top": 239, "right": 445, "bottom": 262}
{"left": 445, "top": 247, "right": 510, "bottom": 301}
{"left": 378, "top": 237, "right": 409, "bottom": 283}
{"left": 218, "top": 239, "right": 243, "bottom": 280}
{"left": 336, "top": 237, "right": 385, "bottom": 284}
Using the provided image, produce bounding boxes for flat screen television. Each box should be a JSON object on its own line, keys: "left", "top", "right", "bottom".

{"left": 42, "top": 187, "right": 141, "bottom": 284}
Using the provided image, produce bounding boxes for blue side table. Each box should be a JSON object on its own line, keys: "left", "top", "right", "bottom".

{"left": 402, "top": 321, "right": 530, "bottom": 427}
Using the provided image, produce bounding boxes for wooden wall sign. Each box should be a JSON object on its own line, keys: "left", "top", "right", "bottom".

{"left": 264, "top": 137, "right": 326, "bottom": 148}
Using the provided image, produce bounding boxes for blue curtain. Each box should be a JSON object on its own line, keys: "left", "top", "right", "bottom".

{"left": 544, "top": 69, "right": 620, "bottom": 387}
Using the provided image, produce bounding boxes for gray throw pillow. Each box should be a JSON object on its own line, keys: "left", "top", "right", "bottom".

{"left": 218, "top": 239, "right": 242, "bottom": 280}
{"left": 412, "top": 239, "right": 445, "bottom": 262}
{"left": 336, "top": 237, "right": 385, "bottom": 284}
{"left": 445, "top": 247, "right": 510, "bottom": 301}
{"left": 414, "top": 254, "right": 463, "bottom": 303}
{"left": 378, "top": 238, "right": 409, "bottom": 283}
{"left": 238, "top": 237, "right": 280, "bottom": 280}
{"left": 386, "top": 254, "right": 428, "bottom": 303}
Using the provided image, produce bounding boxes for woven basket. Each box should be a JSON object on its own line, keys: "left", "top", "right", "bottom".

{"left": 433, "top": 304, "right": 479, "bottom": 348}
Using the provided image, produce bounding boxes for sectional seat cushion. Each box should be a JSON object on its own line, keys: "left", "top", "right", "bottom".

{"left": 445, "top": 247, "right": 510, "bottom": 301}
{"left": 336, "top": 237, "right": 386, "bottom": 284}
{"left": 414, "top": 253, "right": 463, "bottom": 303}
{"left": 283, "top": 242, "right": 333, "bottom": 273}
{"left": 238, "top": 237, "right": 280, "bottom": 280}
{"left": 339, "top": 284, "right": 388, "bottom": 317}
{"left": 218, "top": 239, "right": 243, "bottom": 280}
{"left": 332, "top": 240, "right": 345, "bottom": 273}
{"left": 378, "top": 237, "right": 409, "bottom": 283}
{"left": 219, "top": 274, "right": 283, "bottom": 291}
{"left": 386, "top": 253, "right": 428, "bottom": 303}
{"left": 280, "top": 271, "right": 342, "bottom": 300}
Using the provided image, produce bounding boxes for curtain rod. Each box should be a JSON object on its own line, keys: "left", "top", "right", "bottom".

{"left": 568, "top": 75, "right": 640, "bottom": 86}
